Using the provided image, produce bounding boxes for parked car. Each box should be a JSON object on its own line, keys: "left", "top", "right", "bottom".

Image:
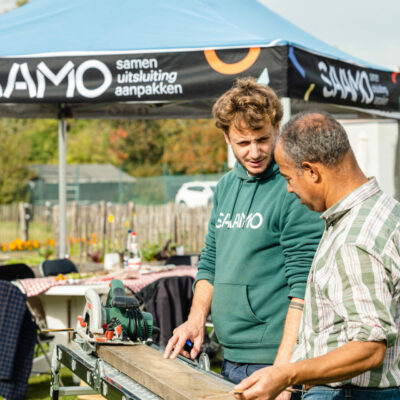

{"left": 175, "top": 181, "right": 218, "bottom": 208}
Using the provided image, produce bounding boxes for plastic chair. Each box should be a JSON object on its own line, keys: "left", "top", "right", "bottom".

{"left": 39, "top": 258, "right": 78, "bottom": 277}
{"left": 0, "top": 263, "right": 35, "bottom": 281}
{"left": 164, "top": 254, "right": 200, "bottom": 266}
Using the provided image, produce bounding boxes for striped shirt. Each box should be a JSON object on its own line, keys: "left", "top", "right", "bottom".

{"left": 292, "top": 178, "right": 400, "bottom": 387}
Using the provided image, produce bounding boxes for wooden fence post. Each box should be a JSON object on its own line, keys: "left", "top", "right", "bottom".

{"left": 19, "top": 202, "right": 29, "bottom": 241}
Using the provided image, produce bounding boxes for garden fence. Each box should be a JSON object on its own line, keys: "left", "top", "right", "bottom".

{"left": 0, "top": 202, "right": 212, "bottom": 264}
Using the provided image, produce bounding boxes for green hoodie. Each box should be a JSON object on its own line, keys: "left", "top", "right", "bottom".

{"left": 195, "top": 161, "right": 324, "bottom": 363}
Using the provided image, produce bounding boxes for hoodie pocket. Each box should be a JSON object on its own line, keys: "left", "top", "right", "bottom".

{"left": 211, "top": 282, "right": 268, "bottom": 345}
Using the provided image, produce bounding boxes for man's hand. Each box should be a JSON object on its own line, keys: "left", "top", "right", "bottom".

{"left": 272, "top": 390, "right": 291, "bottom": 400}
{"left": 164, "top": 279, "right": 213, "bottom": 360}
{"left": 163, "top": 319, "right": 204, "bottom": 360}
{"left": 233, "top": 365, "right": 290, "bottom": 400}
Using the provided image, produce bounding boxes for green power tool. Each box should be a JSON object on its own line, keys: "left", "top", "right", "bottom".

{"left": 75, "top": 279, "right": 153, "bottom": 354}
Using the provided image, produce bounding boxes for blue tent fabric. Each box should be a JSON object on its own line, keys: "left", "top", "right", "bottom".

{"left": 0, "top": 0, "right": 398, "bottom": 117}
{"left": 0, "top": 0, "right": 385, "bottom": 70}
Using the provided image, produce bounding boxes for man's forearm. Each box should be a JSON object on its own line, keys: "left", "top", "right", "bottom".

{"left": 287, "top": 341, "right": 387, "bottom": 386}
{"left": 188, "top": 279, "right": 213, "bottom": 326}
{"left": 274, "top": 298, "right": 304, "bottom": 365}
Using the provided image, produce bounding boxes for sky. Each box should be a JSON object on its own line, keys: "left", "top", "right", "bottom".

{"left": 259, "top": 0, "right": 400, "bottom": 71}
{"left": 0, "top": 0, "right": 399, "bottom": 71}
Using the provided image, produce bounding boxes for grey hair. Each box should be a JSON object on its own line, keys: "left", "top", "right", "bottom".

{"left": 277, "top": 111, "right": 350, "bottom": 169}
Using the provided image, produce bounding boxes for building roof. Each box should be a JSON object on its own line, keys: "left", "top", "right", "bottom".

{"left": 29, "top": 164, "right": 136, "bottom": 184}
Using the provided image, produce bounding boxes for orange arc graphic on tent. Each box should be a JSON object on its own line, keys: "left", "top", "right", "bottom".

{"left": 204, "top": 47, "right": 261, "bottom": 75}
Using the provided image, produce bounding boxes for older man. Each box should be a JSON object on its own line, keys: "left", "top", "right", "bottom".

{"left": 234, "top": 112, "right": 400, "bottom": 400}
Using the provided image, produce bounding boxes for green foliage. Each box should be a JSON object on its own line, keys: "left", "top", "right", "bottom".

{"left": 16, "top": 0, "right": 30, "bottom": 6}
{"left": 38, "top": 244, "right": 54, "bottom": 259}
{"left": 140, "top": 238, "right": 179, "bottom": 261}
{"left": 26, "top": 119, "right": 59, "bottom": 164}
{"left": 141, "top": 241, "right": 161, "bottom": 261}
{"left": 0, "top": 116, "right": 227, "bottom": 204}
{"left": 67, "top": 119, "right": 118, "bottom": 164}
{"left": 6, "top": 254, "right": 44, "bottom": 266}
{"left": 108, "top": 120, "right": 166, "bottom": 177}
{"left": 0, "top": 119, "right": 33, "bottom": 203}
{"left": 26, "top": 368, "right": 77, "bottom": 400}
{"left": 163, "top": 119, "right": 227, "bottom": 174}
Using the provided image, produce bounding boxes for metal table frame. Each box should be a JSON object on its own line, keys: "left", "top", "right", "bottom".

{"left": 50, "top": 343, "right": 230, "bottom": 400}
{"left": 50, "top": 344, "right": 161, "bottom": 400}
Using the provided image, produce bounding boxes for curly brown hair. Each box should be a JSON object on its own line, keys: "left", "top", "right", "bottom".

{"left": 212, "top": 77, "right": 283, "bottom": 134}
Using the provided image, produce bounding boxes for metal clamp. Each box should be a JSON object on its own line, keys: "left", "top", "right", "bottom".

{"left": 198, "top": 352, "right": 210, "bottom": 372}
{"left": 93, "top": 359, "right": 105, "bottom": 391}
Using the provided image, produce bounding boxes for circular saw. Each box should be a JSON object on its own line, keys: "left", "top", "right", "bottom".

{"left": 75, "top": 279, "right": 153, "bottom": 354}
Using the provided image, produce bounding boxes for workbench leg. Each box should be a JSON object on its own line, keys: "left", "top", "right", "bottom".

{"left": 50, "top": 347, "right": 61, "bottom": 400}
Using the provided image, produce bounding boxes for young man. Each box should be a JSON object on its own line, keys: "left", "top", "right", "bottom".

{"left": 234, "top": 112, "right": 400, "bottom": 399}
{"left": 164, "top": 79, "right": 323, "bottom": 397}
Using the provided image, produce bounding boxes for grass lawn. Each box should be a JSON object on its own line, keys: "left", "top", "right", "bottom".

{"left": 0, "top": 221, "right": 53, "bottom": 244}
{"left": 0, "top": 369, "right": 80, "bottom": 400}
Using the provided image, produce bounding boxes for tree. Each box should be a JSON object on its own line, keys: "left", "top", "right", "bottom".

{"left": 108, "top": 120, "right": 166, "bottom": 177}
{"left": 0, "top": 119, "right": 33, "bottom": 203}
{"left": 25, "top": 119, "right": 59, "bottom": 164}
{"left": 67, "top": 119, "right": 117, "bottom": 164}
{"left": 163, "top": 119, "right": 227, "bottom": 174}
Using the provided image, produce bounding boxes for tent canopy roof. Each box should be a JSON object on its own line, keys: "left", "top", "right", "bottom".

{"left": 0, "top": 0, "right": 384, "bottom": 70}
{"left": 0, "top": 0, "right": 397, "bottom": 119}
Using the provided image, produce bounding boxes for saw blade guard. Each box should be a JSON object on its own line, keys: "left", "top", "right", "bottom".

{"left": 83, "top": 288, "right": 105, "bottom": 334}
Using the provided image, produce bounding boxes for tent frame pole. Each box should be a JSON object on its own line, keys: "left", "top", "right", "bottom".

{"left": 58, "top": 115, "right": 67, "bottom": 258}
{"left": 281, "top": 97, "right": 291, "bottom": 127}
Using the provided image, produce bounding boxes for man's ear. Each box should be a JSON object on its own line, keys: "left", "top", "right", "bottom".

{"left": 224, "top": 132, "right": 231, "bottom": 145}
{"left": 301, "top": 161, "right": 320, "bottom": 182}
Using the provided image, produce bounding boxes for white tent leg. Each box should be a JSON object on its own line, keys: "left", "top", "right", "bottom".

{"left": 395, "top": 121, "right": 400, "bottom": 201}
{"left": 58, "top": 118, "right": 67, "bottom": 258}
{"left": 280, "top": 97, "right": 291, "bottom": 127}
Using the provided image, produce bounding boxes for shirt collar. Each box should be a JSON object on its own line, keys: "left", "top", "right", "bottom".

{"left": 321, "top": 178, "right": 381, "bottom": 227}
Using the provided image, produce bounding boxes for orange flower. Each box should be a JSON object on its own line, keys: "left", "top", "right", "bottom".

{"left": 33, "top": 240, "right": 39, "bottom": 249}
{"left": 15, "top": 238, "right": 23, "bottom": 250}
{"left": 2, "top": 243, "right": 7, "bottom": 252}
{"left": 47, "top": 238, "right": 55, "bottom": 246}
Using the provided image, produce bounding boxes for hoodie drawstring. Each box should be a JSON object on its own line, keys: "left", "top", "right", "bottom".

{"left": 230, "top": 179, "right": 243, "bottom": 216}
{"left": 244, "top": 180, "right": 259, "bottom": 227}
{"left": 229, "top": 178, "right": 260, "bottom": 228}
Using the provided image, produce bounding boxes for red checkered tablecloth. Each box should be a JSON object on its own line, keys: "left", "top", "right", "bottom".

{"left": 18, "top": 266, "right": 198, "bottom": 297}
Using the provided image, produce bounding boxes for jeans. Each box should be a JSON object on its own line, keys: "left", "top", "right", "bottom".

{"left": 303, "top": 385, "right": 400, "bottom": 399}
{"left": 221, "top": 359, "right": 270, "bottom": 384}
{"left": 221, "top": 359, "right": 302, "bottom": 400}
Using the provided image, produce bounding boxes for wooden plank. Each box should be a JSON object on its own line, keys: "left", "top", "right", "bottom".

{"left": 97, "top": 345, "right": 234, "bottom": 400}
